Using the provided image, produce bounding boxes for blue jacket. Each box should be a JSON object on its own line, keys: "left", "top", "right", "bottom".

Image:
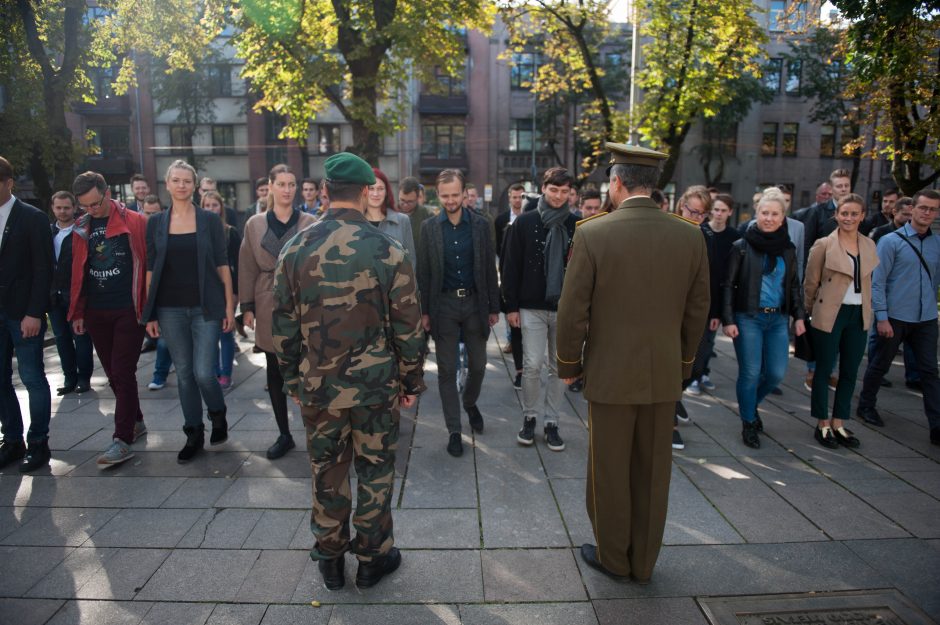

{"left": 872, "top": 223, "right": 940, "bottom": 323}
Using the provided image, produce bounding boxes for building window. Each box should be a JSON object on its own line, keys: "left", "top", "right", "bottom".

{"left": 206, "top": 65, "right": 232, "bottom": 97}
{"left": 88, "top": 125, "right": 130, "bottom": 156}
{"left": 763, "top": 59, "right": 783, "bottom": 93}
{"left": 761, "top": 122, "right": 778, "bottom": 156}
{"left": 169, "top": 125, "right": 192, "bottom": 152}
{"left": 509, "top": 118, "right": 537, "bottom": 152}
{"left": 317, "top": 125, "right": 341, "bottom": 155}
{"left": 820, "top": 124, "right": 836, "bottom": 157}
{"left": 782, "top": 123, "right": 798, "bottom": 157}
{"left": 785, "top": 60, "right": 802, "bottom": 95}
{"left": 769, "top": 0, "right": 807, "bottom": 31}
{"left": 769, "top": 0, "right": 787, "bottom": 31}
{"left": 721, "top": 124, "right": 738, "bottom": 156}
{"left": 90, "top": 66, "right": 118, "bottom": 101}
{"left": 211, "top": 125, "right": 234, "bottom": 155}
{"left": 421, "top": 118, "right": 466, "bottom": 159}
{"left": 216, "top": 182, "right": 237, "bottom": 210}
{"left": 422, "top": 65, "right": 466, "bottom": 96}
{"left": 264, "top": 113, "right": 287, "bottom": 167}
{"left": 511, "top": 52, "right": 539, "bottom": 90}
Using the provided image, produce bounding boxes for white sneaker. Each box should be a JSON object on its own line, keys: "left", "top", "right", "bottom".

{"left": 699, "top": 375, "right": 716, "bottom": 391}
{"left": 685, "top": 380, "right": 702, "bottom": 396}
{"left": 148, "top": 380, "right": 165, "bottom": 391}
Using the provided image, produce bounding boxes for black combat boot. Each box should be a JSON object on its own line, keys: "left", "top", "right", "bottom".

{"left": 177, "top": 425, "right": 205, "bottom": 464}
{"left": 208, "top": 407, "right": 228, "bottom": 445}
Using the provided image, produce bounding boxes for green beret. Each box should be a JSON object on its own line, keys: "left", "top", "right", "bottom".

{"left": 324, "top": 152, "right": 376, "bottom": 185}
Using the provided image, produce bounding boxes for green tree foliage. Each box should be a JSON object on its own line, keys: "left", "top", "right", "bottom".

{"left": 0, "top": 0, "right": 90, "bottom": 208}
{"left": 498, "top": 0, "right": 629, "bottom": 178}
{"left": 831, "top": 0, "right": 939, "bottom": 195}
{"left": 227, "top": 0, "right": 494, "bottom": 162}
{"left": 635, "top": 0, "right": 766, "bottom": 187}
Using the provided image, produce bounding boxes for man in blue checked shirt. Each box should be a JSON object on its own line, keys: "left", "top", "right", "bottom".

{"left": 856, "top": 189, "right": 940, "bottom": 445}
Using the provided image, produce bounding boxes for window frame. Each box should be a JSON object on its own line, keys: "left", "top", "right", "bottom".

{"left": 761, "top": 122, "right": 779, "bottom": 157}
{"left": 781, "top": 123, "right": 799, "bottom": 157}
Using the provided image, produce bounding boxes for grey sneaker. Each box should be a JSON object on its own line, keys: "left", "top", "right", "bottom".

{"left": 132, "top": 421, "right": 147, "bottom": 443}
{"left": 97, "top": 438, "right": 134, "bottom": 468}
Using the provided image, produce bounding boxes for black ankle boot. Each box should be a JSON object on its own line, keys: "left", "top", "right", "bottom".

{"left": 208, "top": 407, "right": 228, "bottom": 445}
{"left": 266, "top": 433, "right": 295, "bottom": 460}
{"left": 19, "top": 439, "right": 51, "bottom": 473}
{"left": 178, "top": 426, "right": 204, "bottom": 464}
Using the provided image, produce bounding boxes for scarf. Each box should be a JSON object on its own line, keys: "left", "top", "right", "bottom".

{"left": 744, "top": 222, "right": 792, "bottom": 274}
{"left": 538, "top": 195, "right": 571, "bottom": 304}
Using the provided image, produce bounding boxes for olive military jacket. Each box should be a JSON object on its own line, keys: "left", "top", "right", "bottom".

{"left": 555, "top": 196, "right": 711, "bottom": 405}
{"left": 272, "top": 208, "right": 426, "bottom": 408}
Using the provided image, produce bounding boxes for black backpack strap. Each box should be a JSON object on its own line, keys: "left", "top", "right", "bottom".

{"left": 894, "top": 231, "right": 932, "bottom": 281}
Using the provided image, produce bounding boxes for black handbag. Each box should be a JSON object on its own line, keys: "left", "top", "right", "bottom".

{"left": 793, "top": 327, "right": 814, "bottom": 362}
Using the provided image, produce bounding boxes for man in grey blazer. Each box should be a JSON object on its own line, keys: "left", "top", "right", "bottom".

{"left": 417, "top": 169, "right": 500, "bottom": 457}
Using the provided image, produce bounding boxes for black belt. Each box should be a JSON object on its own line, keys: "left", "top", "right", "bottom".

{"left": 758, "top": 307, "right": 779, "bottom": 314}
{"left": 443, "top": 288, "right": 475, "bottom": 298}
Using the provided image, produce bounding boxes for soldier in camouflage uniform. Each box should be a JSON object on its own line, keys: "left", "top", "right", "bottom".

{"left": 272, "top": 152, "right": 425, "bottom": 591}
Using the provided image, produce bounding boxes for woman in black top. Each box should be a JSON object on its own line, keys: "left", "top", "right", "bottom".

{"left": 201, "top": 191, "right": 241, "bottom": 389}
{"left": 143, "top": 160, "right": 235, "bottom": 463}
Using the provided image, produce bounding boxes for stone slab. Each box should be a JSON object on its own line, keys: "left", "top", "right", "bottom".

{"left": 86, "top": 508, "right": 203, "bottom": 548}
{"left": 392, "top": 508, "right": 480, "bottom": 549}
{"left": 258, "top": 604, "right": 332, "bottom": 625}
{"left": 140, "top": 602, "right": 215, "bottom": 625}
{"left": 0, "top": 545, "right": 71, "bottom": 596}
{"left": 236, "top": 550, "right": 309, "bottom": 603}
{"left": 178, "top": 508, "right": 264, "bottom": 549}
{"left": 481, "top": 548, "right": 587, "bottom": 602}
{"left": 399, "top": 446, "right": 478, "bottom": 509}
{"left": 1, "top": 507, "right": 119, "bottom": 547}
{"left": 206, "top": 604, "right": 268, "bottom": 625}
{"left": 135, "top": 549, "right": 260, "bottom": 602}
{"left": 10, "top": 476, "right": 184, "bottom": 508}
{"left": 215, "top": 477, "right": 312, "bottom": 509}
{"left": 844, "top": 539, "right": 940, "bottom": 621}
{"left": 460, "top": 602, "right": 599, "bottom": 625}
{"left": 46, "top": 599, "right": 153, "bottom": 625}
{"left": 329, "top": 604, "right": 460, "bottom": 625}
{"left": 0, "top": 598, "right": 66, "bottom": 625}
{"left": 242, "top": 509, "right": 307, "bottom": 549}
{"left": 594, "top": 598, "right": 708, "bottom": 625}
{"left": 698, "top": 589, "right": 937, "bottom": 625}
{"left": 160, "top": 477, "right": 235, "bottom": 508}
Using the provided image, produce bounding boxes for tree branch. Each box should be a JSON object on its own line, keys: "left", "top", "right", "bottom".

{"left": 16, "top": 0, "right": 54, "bottom": 81}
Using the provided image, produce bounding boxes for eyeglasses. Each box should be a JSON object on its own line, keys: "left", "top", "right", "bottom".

{"left": 914, "top": 204, "right": 940, "bottom": 213}
{"left": 77, "top": 194, "right": 105, "bottom": 212}
{"left": 398, "top": 198, "right": 418, "bottom": 207}
{"left": 682, "top": 203, "right": 707, "bottom": 218}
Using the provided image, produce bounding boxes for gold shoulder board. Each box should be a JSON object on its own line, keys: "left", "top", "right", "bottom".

{"left": 668, "top": 212, "right": 700, "bottom": 227}
{"left": 576, "top": 212, "right": 608, "bottom": 228}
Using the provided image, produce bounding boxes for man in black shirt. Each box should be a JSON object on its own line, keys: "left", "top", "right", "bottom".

{"left": 502, "top": 167, "right": 579, "bottom": 452}
{"left": 861, "top": 188, "right": 900, "bottom": 236}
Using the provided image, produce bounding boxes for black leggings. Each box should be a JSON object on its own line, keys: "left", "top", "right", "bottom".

{"left": 510, "top": 326, "right": 523, "bottom": 372}
{"left": 264, "top": 351, "right": 290, "bottom": 435}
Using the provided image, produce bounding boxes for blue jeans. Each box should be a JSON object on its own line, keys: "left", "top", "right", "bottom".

{"left": 217, "top": 329, "right": 235, "bottom": 377}
{"left": 152, "top": 338, "right": 172, "bottom": 384}
{"left": 156, "top": 307, "right": 225, "bottom": 429}
{"left": 0, "top": 311, "right": 51, "bottom": 443}
{"left": 49, "top": 298, "right": 94, "bottom": 385}
{"left": 732, "top": 312, "right": 790, "bottom": 423}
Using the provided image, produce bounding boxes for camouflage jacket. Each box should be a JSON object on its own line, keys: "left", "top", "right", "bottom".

{"left": 272, "top": 207, "right": 426, "bottom": 408}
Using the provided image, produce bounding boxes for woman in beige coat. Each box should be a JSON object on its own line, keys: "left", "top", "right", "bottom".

{"left": 804, "top": 193, "right": 878, "bottom": 449}
{"left": 239, "top": 164, "right": 316, "bottom": 459}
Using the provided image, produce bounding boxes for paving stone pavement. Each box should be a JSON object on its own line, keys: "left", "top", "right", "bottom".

{"left": 1, "top": 323, "right": 938, "bottom": 625}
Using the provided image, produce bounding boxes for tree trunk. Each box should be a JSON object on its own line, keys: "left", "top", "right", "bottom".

{"left": 657, "top": 122, "right": 693, "bottom": 189}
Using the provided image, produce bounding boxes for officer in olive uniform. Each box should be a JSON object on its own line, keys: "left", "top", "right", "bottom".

{"left": 272, "top": 152, "right": 425, "bottom": 591}
{"left": 556, "top": 143, "right": 710, "bottom": 583}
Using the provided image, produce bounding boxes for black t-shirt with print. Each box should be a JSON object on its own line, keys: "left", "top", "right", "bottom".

{"left": 84, "top": 217, "right": 134, "bottom": 310}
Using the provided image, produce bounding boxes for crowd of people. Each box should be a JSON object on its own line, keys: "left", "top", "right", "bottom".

{"left": 1, "top": 147, "right": 938, "bottom": 589}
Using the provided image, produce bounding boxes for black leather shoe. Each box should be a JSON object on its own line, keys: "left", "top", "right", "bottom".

{"left": 356, "top": 547, "right": 401, "bottom": 588}
{"left": 880, "top": 378, "right": 893, "bottom": 388}
{"left": 0, "top": 439, "right": 26, "bottom": 469}
{"left": 832, "top": 426, "right": 860, "bottom": 448}
{"left": 466, "top": 405, "right": 484, "bottom": 433}
{"left": 318, "top": 556, "right": 345, "bottom": 590}
{"left": 140, "top": 339, "right": 157, "bottom": 354}
{"left": 266, "top": 434, "right": 295, "bottom": 460}
{"left": 815, "top": 426, "right": 839, "bottom": 449}
{"left": 579, "top": 544, "right": 629, "bottom": 580}
{"left": 19, "top": 440, "right": 51, "bottom": 473}
{"left": 742, "top": 421, "right": 761, "bottom": 449}
{"left": 57, "top": 381, "right": 77, "bottom": 396}
{"left": 446, "top": 432, "right": 463, "bottom": 457}
{"left": 208, "top": 408, "right": 228, "bottom": 445}
{"left": 74, "top": 381, "right": 91, "bottom": 394}
{"left": 857, "top": 407, "right": 884, "bottom": 427}
{"left": 177, "top": 426, "right": 204, "bottom": 464}
{"left": 906, "top": 380, "right": 923, "bottom": 392}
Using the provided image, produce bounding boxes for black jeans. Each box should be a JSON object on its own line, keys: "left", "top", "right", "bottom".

{"left": 433, "top": 293, "right": 488, "bottom": 434}
{"left": 265, "top": 351, "right": 290, "bottom": 436}
{"left": 859, "top": 318, "right": 940, "bottom": 429}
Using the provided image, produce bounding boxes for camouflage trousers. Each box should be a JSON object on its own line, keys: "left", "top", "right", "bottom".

{"left": 301, "top": 399, "right": 399, "bottom": 563}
